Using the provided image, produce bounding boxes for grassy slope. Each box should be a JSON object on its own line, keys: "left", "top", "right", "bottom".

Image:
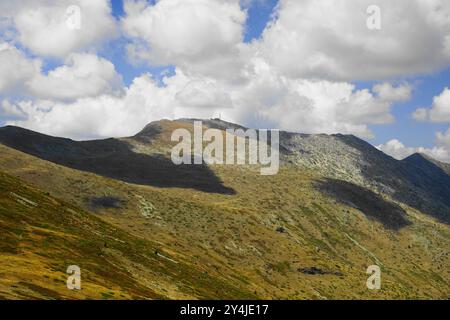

{"left": 0, "top": 171, "right": 257, "bottom": 299}
{"left": 0, "top": 120, "right": 448, "bottom": 299}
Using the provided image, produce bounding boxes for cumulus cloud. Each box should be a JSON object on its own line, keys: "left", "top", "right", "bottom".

{"left": 226, "top": 60, "right": 405, "bottom": 138}
{"left": 377, "top": 129, "right": 450, "bottom": 163}
{"left": 4, "top": 64, "right": 410, "bottom": 140}
{"left": 437, "top": 128, "right": 450, "bottom": 147}
{"left": 373, "top": 83, "right": 412, "bottom": 102}
{"left": 3, "top": 75, "right": 168, "bottom": 140}
{"left": 1, "top": 0, "right": 448, "bottom": 144}
{"left": 1, "top": 72, "right": 209, "bottom": 139}
{"left": 412, "top": 107, "right": 428, "bottom": 122}
{"left": 122, "top": 0, "right": 247, "bottom": 79}
{"left": 257, "top": 0, "right": 450, "bottom": 81}
{"left": 1, "top": 0, "right": 116, "bottom": 58}
{"left": 3, "top": 71, "right": 226, "bottom": 139}
{"left": 412, "top": 87, "right": 450, "bottom": 122}
{"left": 0, "top": 42, "right": 41, "bottom": 94}
{"left": 0, "top": 100, "right": 28, "bottom": 120}
{"left": 377, "top": 139, "right": 418, "bottom": 160}
{"left": 175, "top": 79, "right": 233, "bottom": 110}
{"left": 0, "top": 43, "right": 122, "bottom": 101}
{"left": 28, "top": 53, "right": 123, "bottom": 100}
{"left": 122, "top": 0, "right": 244, "bottom": 61}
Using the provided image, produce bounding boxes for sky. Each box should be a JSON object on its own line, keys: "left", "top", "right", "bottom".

{"left": 0, "top": 0, "right": 449, "bottom": 163}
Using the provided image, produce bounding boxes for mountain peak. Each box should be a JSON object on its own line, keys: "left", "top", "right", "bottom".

{"left": 404, "top": 152, "right": 429, "bottom": 161}
{"left": 1, "top": 119, "right": 450, "bottom": 226}
{"left": 178, "top": 118, "right": 248, "bottom": 131}
{"left": 404, "top": 152, "right": 442, "bottom": 166}
{"left": 404, "top": 152, "right": 450, "bottom": 175}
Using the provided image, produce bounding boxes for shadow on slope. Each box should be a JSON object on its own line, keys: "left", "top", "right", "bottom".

{"left": 336, "top": 135, "right": 450, "bottom": 224}
{"left": 315, "top": 178, "right": 411, "bottom": 231}
{"left": 0, "top": 171, "right": 254, "bottom": 299}
{"left": 0, "top": 126, "right": 235, "bottom": 195}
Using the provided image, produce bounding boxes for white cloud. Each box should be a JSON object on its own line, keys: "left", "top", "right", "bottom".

{"left": 1, "top": 0, "right": 116, "bottom": 58}
{"left": 373, "top": 83, "right": 412, "bottom": 102}
{"left": 378, "top": 129, "right": 450, "bottom": 163}
{"left": 28, "top": 53, "right": 123, "bottom": 100}
{"left": 4, "top": 64, "right": 408, "bottom": 140}
{"left": 377, "top": 139, "right": 418, "bottom": 160}
{"left": 120, "top": 0, "right": 450, "bottom": 82}
{"left": 222, "top": 59, "right": 407, "bottom": 138}
{"left": 0, "top": 42, "right": 41, "bottom": 94}
{"left": 0, "top": 0, "right": 447, "bottom": 145}
{"left": 0, "top": 43, "right": 122, "bottom": 101}
{"left": 425, "top": 147, "right": 450, "bottom": 163}
{"left": 122, "top": 0, "right": 246, "bottom": 79}
{"left": 0, "top": 100, "right": 28, "bottom": 120}
{"left": 437, "top": 128, "right": 450, "bottom": 147}
{"left": 257, "top": 0, "right": 450, "bottom": 81}
{"left": 412, "top": 87, "right": 450, "bottom": 122}
{"left": 2, "top": 71, "right": 230, "bottom": 139}
{"left": 412, "top": 107, "right": 428, "bottom": 122}
{"left": 175, "top": 79, "right": 233, "bottom": 110}
{"left": 3, "top": 75, "right": 170, "bottom": 140}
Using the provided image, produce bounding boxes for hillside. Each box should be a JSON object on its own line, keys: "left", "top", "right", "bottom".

{"left": 278, "top": 130, "right": 450, "bottom": 224}
{"left": 0, "top": 171, "right": 257, "bottom": 299}
{"left": 0, "top": 119, "right": 448, "bottom": 299}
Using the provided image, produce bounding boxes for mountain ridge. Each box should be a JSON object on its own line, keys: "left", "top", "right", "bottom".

{"left": 0, "top": 119, "right": 449, "bottom": 299}
{"left": 0, "top": 120, "right": 449, "bottom": 224}
{"left": 4, "top": 121, "right": 448, "bottom": 165}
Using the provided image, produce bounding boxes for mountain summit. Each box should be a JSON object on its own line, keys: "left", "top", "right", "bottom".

{"left": 0, "top": 119, "right": 448, "bottom": 299}
{"left": 3, "top": 119, "right": 447, "bottom": 222}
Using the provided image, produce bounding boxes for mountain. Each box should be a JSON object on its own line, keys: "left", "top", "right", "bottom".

{"left": 0, "top": 119, "right": 448, "bottom": 299}
{"left": 279, "top": 132, "right": 450, "bottom": 224}
{"left": 178, "top": 119, "right": 450, "bottom": 223}
{"left": 0, "top": 124, "right": 234, "bottom": 194}
{"left": 0, "top": 170, "right": 254, "bottom": 299}
{"left": 403, "top": 152, "right": 450, "bottom": 176}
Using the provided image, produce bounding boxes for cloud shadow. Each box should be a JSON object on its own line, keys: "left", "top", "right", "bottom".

{"left": 315, "top": 178, "right": 411, "bottom": 231}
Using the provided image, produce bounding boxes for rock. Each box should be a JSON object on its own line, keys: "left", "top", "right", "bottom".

{"left": 276, "top": 226, "right": 286, "bottom": 233}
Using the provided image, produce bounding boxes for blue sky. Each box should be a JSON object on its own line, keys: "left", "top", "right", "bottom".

{"left": 1, "top": 0, "right": 449, "bottom": 161}
{"left": 105, "top": 0, "right": 449, "bottom": 149}
{"left": 362, "top": 68, "right": 450, "bottom": 148}
{"left": 103, "top": 0, "right": 279, "bottom": 85}
{"left": 105, "top": 0, "right": 280, "bottom": 85}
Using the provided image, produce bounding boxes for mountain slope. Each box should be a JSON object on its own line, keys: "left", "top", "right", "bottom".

{"left": 0, "top": 120, "right": 449, "bottom": 299}
{"left": 0, "top": 170, "right": 257, "bottom": 299}
{"left": 3, "top": 121, "right": 449, "bottom": 221}
{"left": 403, "top": 152, "right": 450, "bottom": 176}
{"left": 177, "top": 118, "right": 450, "bottom": 223}
{"left": 279, "top": 131, "right": 450, "bottom": 223}
{"left": 0, "top": 125, "right": 234, "bottom": 194}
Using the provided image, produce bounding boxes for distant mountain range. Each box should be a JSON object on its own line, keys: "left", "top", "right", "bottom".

{"left": 0, "top": 119, "right": 448, "bottom": 299}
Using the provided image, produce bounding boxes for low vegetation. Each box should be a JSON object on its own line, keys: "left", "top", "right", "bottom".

{"left": 0, "top": 120, "right": 448, "bottom": 299}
